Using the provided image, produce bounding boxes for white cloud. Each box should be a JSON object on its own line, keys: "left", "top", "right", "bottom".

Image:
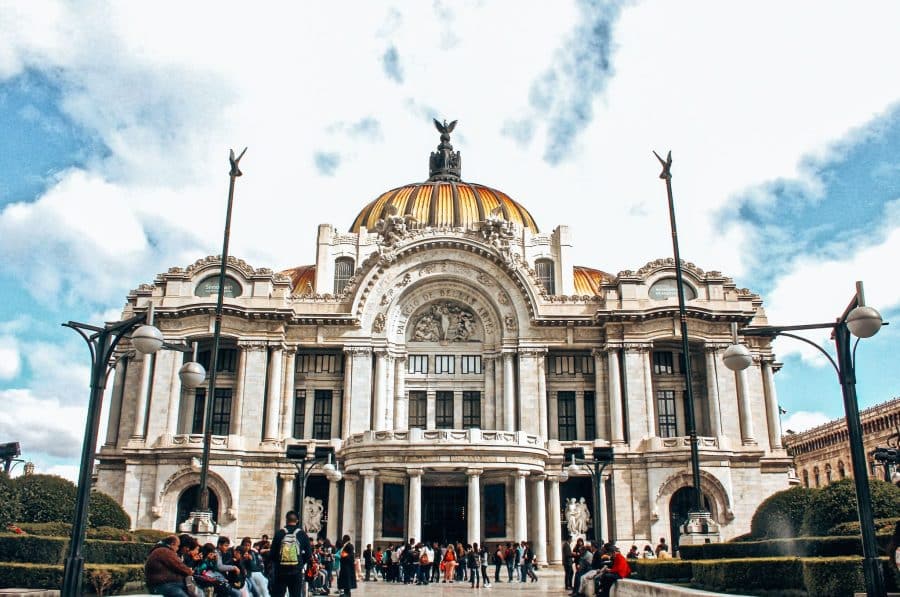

{"left": 0, "top": 336, "right": 20, "bottom": 379}
{"left": 0, "top": 389, "right": 85, "bottom": 459}
{"left": 782, "top": 410, "right": 832, "bottom": 434}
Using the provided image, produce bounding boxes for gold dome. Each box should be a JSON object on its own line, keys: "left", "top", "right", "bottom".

{"left": 281, "top": 264, "right": 316, "bottom": 294}
{"left": 350, "top": 181, "right": 539, "bottom": 233}
{"left": 573, "top": 266, "right": 612, "bottom": 295}
{"left": 351, "top": 119, "right": 539, "bottom": 233}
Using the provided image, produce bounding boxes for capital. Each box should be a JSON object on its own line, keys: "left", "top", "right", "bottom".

{"left": 359, "top": 469, "right": 377, "bottom": 478}
{"left": 530, "top": 473, "right": 547, "bottom": 483}
{"left": 466, "top": 468, "right": 484, "bottom": 477}
{"left": 515, "top": 470, "right": 530, "bottom": 479}
{"left": 407, "top": 468, "right": 424, "bottom": 478}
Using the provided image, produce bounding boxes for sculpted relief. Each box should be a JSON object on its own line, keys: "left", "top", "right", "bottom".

{"left": 411, "top": 301, "right": 479, "bottom": 342}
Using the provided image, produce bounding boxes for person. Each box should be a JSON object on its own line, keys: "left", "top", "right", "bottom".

{"left": 562, "top": 538, "right": 574, "bottom": 590}
{"left": 890, "top": 521, "right": 900, "bottom": 576}
{"left": 269, "top": 510, "right": 312, "bottom": 597}
{"left": 468, "top": 543, "right": 481, "bottom": 588}
{"left": 641, "top": 545, "right": 656, "bottom": 559}
{"left": 626, "top": 545, "right": 639, "bottom": 559}
{"left": 178, "top": 534, "right": 202, "bottom": 569}
{"left": 522, "top": 541, "right": 538, "bottom": 583}
{"left": 145, "top": 535, "right": 195, "bottom": 597}
{"left": 442, "top": 543, "right": 457, "bottom": 582}
{"left": 337, "top": 534, "right": 357, "bottom": 597}
{"left": 417, "top": 542, "right": 432, "bottom": 585}
{"left": 515, "top": 541, "right": 525, "bottom": 582}
{"left": 431, "top": 542, "right": 442, "bottom": 583}
{"left": 241, "top": 537, "right": 270, "bottom": 597}
{"left": 571, "top": 542, "right": 594, "bottom": 597}
{"left": 478, "top": 543, "right": 491, "bottom": 588}
{"left": 363, "top": 543, "right": 375, "bottom": 581}
{"left": 504, "top": 542, "right": 515, "bottom": 582}
{"left": 654, "top": 537, "right": 669, "bottom": 557}
{"left": 597, "top": 544, "right": 631, "bottom": 597}
{"left": 195, "top": 543, "right": 242, "bottom": 597}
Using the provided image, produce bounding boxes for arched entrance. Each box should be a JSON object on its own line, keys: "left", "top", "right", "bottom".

{"left": 176, "top": 486, "right": 219, "bottom": 532}
{"left": 669, "top": 487, "right": 711, "bottom": 551}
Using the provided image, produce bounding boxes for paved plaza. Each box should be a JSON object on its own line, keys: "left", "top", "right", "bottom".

{"left": 350, "top": 574, "right": 568, "bottom": 596}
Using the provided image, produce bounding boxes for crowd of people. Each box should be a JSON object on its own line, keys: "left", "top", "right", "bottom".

{"left": 144, "top": 510, "right": 357, "bottom": 597}
{"left": 562, "top": 537, "right": 640, "bottom": 597}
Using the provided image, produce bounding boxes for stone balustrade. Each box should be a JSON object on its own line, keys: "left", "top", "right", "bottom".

{"left": 346, "top": 428, "right": 543, "bottom": 446}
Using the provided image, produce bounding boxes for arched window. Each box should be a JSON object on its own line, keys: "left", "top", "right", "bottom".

{"left": 333, "top": 257, "right": 354, "bottom": 294}
{"left": 838, "top": 460, "right": 846, "bottom": 479}
{"left": 825, "top": 463, "right": 833, "bottom": 484}
{"left": 535, "top": 258, "right": 555, "bottom": 295}
{"left": 802, "top": 469, "right": 809, "bottom": 487}
{"left": 813, "top": 466, "right": 820, "bottom": 487}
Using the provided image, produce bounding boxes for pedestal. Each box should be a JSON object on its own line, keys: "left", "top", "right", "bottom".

{"left": 676, "top": 511, "right": 720, "bottom": 551}
{"left": 179, "top": 510, "right": 219, "bottom": 545}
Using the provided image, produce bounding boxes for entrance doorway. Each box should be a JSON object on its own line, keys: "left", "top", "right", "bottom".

{"left": 669, "top": 486, "right": 711, "bottom": 551}
{"left": 422, "top": 486, "right": 466, "bottom": 545}
{"left": 176, "top": 486, "right": 219, "bottom": 532}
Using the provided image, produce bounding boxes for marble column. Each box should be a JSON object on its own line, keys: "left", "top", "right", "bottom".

{"left": 341, "top": 475, "right": 358, "bottom": 540}
{"left": 407, "top": 469, "right": 423, "bottom": 542}
{"left": 547, "top": 476, "right": 562, "bottom": 565}
{"left": 598, "top": 475, "right": 609, "bottom": 542}
{"left": 467, "top": 469, "right": 482, "bottom": 545}
{"left": 607, "top": 348, "right": 625, "bottom": 444}
{"left": 280, "top": 349, "right": 296, "bottom": 439}
{"left": 704, "top": 346, "right": 723, "bottom": 437}
{"left": 105, "top": 357, "right": 128, "bottom": 446}
{"left": 264, "top": 345, "right": 284, "bottom": 441}
{"left": 278, "top": 473, "right": 295, "bottom": 527}
{"left": 360, "top": 470, "right": 376, "bottom": 549}
{"left": 532, "top": 474, "right": 548, "bottom": 566}
{"left": 373, "top": 351, "right": 388, "bottom": 431}
{"left": 341, "top": 350, "right": 353, "bottom": 439}
{"left": 503, "top": 352, "right": 516, "bottom": 431}
{"left": 641, "top": 346, "right": 656, "bottom": 439}
{"left": 165, "top": 349, "right": 184, "bottom": 439}
{"left": 592, "top": 349, "right": 606, "bottom": 440}
{"left": 327, "top": 478, "right": 340, "bottom": 543}
{"left": 536, "top": 353, "right": 548, "bottom": 439}
{"left": 131, "top": 352, "right": 154, "bottom": 439}
{"left": 385, "top": 355, "right": 395, "bottom": 430}
{"left": 735, "top": 366, "right": 756, "bottom": 445}
{"left": 393, "top": 356, "right": 407, "bottom": 430}
{"left": 762, "top": 360, "right": 782, "bottom": 449}
{"left": 484, "top": 356, "right": 496, "bottom": 429}
{"left": 514, "top": 470, "right": 528, "bottom": 542}
{"left": 229, "top": 347, "right": 247, "bottom": 436}
{"left": 347, "top": 348, "right": 373, "bottom": 435}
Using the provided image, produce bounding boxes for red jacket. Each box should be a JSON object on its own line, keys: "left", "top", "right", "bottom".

{"left": 609, "top": 552, "right": 631, "bottom": 578}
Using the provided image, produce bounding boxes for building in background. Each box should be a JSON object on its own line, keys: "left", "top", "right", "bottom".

{"left": 95, "top": 124, "right": 791, "bottom": 560}
{"left": 783, "top": 397, "right": 900, "bottom": 488}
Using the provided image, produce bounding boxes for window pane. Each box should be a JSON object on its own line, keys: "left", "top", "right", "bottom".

{"left": 558, "top": 391, "right": 576, "bottom": 440}
{"left": 313, "top": 389, "right": 333, "bottom": 440}
{"left": 653, "top": 351, "right": 674, "bottom": 375}
{"left": 657, "top": 390, "right": 677, "bottom": 437}
{"left": 461, "top": 355, "right": 482, "bottom": 374}
{"left": 408, "top": 355, "right": 428, "bottom": 374}
{"left": 435, "top": 391, "right": 454, "bottom": 429}
{"left": 535, "top": 259, "right": 555, "bottom": 295}
{"left": 333, "top": 257, "right": 355, "bottom": 294}
{"left": 193, "top": 388, "right": 232, "bottom": 435}
{"left": 435, "top": 355, "right": 455, "bottom": 374}
{"left": 584, "top": 391, "right": 596, "bottom": 439}
{"left": 408, "top": 391, "right": 427, "bottom": 428}
{"left": 462, "top": 391, "right": 481, "bottom": 428}
{"left": 293, "top": 389, "right": 306, "bottom": 438}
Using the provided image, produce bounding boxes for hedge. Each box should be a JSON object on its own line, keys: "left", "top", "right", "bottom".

{"left": 801, "top": 478, "right": 900, "bottom": 536}
{"left": 10, "top": 523, "right": 169, "bottom": 544}
{"left": 9, "top": 475, "right": 130, "bottom": 529}
{"left": 679, "top": 535, "right": 893, "bottom": 560}
{"left": 630, "top": 559, "right": 693, "bottom": 582}
{"left": 750, "top": 485, "right": 816, "bottom": 539}
{"left": 691, "top": 557, "right": 805, "bottom": 593}
{"left": 830, "top": 516, "right": 900, "bottom": 536}
{"left": 0, "top": 474, "right": 20, "bottom": 529}
{"left": 0, "top": 535, "right": 153, "bottom": 565}
{"left": 0, "top": 562, "right": 144, "bottom": 594}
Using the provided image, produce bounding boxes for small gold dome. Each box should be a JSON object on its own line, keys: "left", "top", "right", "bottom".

{"left": 350, "top": 181, "right": 539, "bottom": 233}
{"left": 574, "top": 266, "right": 612, "bottom": 295}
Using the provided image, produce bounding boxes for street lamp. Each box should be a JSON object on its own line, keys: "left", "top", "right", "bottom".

{"left": 564, "top": 447, "right": 614, "bottom": 543}
{"left": 723, "top": 281, "right": 887, "bottom": 597}
{"left": 285, "top": 445, "right": 342, "bottom": 533}
{"left": 61, "top": 310, "right": 206, "bottom": 597}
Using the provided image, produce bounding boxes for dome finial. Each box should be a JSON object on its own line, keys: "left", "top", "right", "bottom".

{"left": 429, "top": 118, "right": 462, "bottom": 181}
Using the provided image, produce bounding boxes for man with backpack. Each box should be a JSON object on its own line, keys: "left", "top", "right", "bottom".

{"left": 269, "top": 511, "right": 312, "bottom": 597}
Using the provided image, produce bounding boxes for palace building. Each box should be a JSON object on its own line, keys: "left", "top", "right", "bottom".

{"left": 95, "top": 123, "right": 791, "bottom": 562}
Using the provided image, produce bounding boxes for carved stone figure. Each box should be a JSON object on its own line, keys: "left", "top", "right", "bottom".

{"left": 410, "top": 302, "right": 479, "bottom": 342}
{"left": 302, "top": 496, "right": 325, "bottom": 534}
{"left": 375, "top": 205, "right": 417, "bottom": 248}
{"left": 480, "top": 207, "right": 516, "bottom": 251}
{"left": 565, "top": 497, "right": 591, "bottom": 538}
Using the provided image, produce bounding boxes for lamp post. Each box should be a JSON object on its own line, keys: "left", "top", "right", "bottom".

{"left": 0, "top": 442, "right": 20, "bottom": 474}
{"left": 653, "top": 150, "right": 706, "bottom": 521}
{"left": 284, "top": 445, "right": 342, "bottom": 534}
{"left": 722, "top": 281, "right": 887, "bottom": 597}
{"left": 185, "top": 147, "right": 246, "bottom": 537}
{"left": 60, "top": 311, "right": 206, "bottom": 597}
{"left": 565, "top": 447, "right": 614, "bottom": 543}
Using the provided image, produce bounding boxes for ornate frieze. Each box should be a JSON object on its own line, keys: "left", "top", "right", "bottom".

{"left": 410, "top": 301, "right": 479, "bottom": 342}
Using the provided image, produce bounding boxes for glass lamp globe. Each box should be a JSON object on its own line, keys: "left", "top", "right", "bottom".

{"left": 179, "top": 362, "right": 207, "bottom": 389}
{"left": 132, "top": 325, "right": 164, "bottom": 354}
{"left": 846, "top": 305, "right": 883, "bottom": 339}
{"left": 722, "top": 343, "right": 753, "bottom": 371}
{"left": 567, "top": 461, "right": 581, "bottom": 477}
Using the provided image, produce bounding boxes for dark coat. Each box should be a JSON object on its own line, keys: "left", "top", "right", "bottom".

{"left": 269, "top": 524, "right": 312, "bottom": 576}
{"left": 337, "top": 541, "right": 357, "bottom": 591}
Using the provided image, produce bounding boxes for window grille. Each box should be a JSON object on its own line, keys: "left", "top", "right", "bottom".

{"left": 583, "top": 391, "right": 596, "bottom": 439}
{"left": 408, "top": 391, "right": 427, "bottom": 428}
{"left": 293, "top": 389, "right": 306, "bottom": 438}
{"left": 460, "top": 355, "right": 482, "bottom": 374}
{"left": 535, "top": 259, "right": 555, "bottom": 294}
{"left": 408, "top": 355, "right": 428, "bottom": 374}
{"left": 312, "top": 389, "right": 333, "bottom": 440}
{"left": 462, "top": 391, "right": 481, "bottom": 428}
{"left": 192, "top": 388, "right": 232, "bottom": 435}
{"left": 435, "top": 355, "right": 455, "bottom": 374}
{"left": 297, "top": 353, "right": 341, "bottom": 374}
{"left": 657, "top": 390, "right": 677, "bottom": 437}
{"left": 653, "top": 351, "right": 674, "bottom": 375}
{"left": 333, "top": 257, "right": 354, "bottom": 294}
{"left": 557, "top": 392, "right": 576, "bottom": 440}
{"left": 435, "top": 391, "right": 454, "bottom": 429}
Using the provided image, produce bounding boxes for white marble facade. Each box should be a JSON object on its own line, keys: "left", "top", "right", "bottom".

{"left": 96, "top": 137, "right": 791, "bottom": 562}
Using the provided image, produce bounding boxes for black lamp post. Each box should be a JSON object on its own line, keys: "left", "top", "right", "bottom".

{"left": 60, "top": 312, "right": 205, "bottom": 597}
{"left": 284, "top": 445, "right": 342, "bottom": 533}
{"left": 0, "top": 442, "right": 20, "bottom": 474}
{"left": 723, "top": 281, "right": 887, "bottom": 597}
{"left": 565, "top": 447, "right": 615, "bottom": 543}
{"left": 653, "top": 150, "right": 705, "bottom": 517}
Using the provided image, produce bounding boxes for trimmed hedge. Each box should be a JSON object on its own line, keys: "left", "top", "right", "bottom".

{"left": 630, "top": 559, "right": 693, "bottom": 582}
{"left": 830, "top": 516, "right": 900, "bottom": 536}
{"left": 132, "top": 529, "right": 171, "bottom": 543}
{"left": 692, "top": 557, "right": 804, "bottom": 593}
{"left": 680, "top": 536, "right": 865, "bottom": 560}
{"left": 9, "top": 475, "right": 130, "bottom": 529}
{"left": 0, "top": 534, "right": 153, "bottom": 565}
{"left": 802, "top": 556, "right": 865, "bottom": 596}
{"left": 11, "top": 523, "right": 168, "bottom": 543}
{"left": 0, "top": 474, "right": 20, "bottom": 529}
{"left": 0, "top": 562, "right": 143, "bottom": 594}
{"left": 750, "top": 485, "right": 816, "bottom": 539}
{"left": 801, "top": 478, "right": 900, "bottom": 536}
{"left": 89, "top": 492, "right": 131, "bottom": 530}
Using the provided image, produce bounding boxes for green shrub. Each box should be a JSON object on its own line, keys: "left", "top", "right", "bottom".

{"left": 0, "top": 535, "right": 153, "bottom": 565}
{"left": 802, "top": 556, "right": 865, "bottom": 596}
{"left": 12, "top": 474, "right": 77, "bottom": 524}
{"left": 830, "top": 516, "right": 900, "bottom": 536}
{"left": 679, "top": 536, "right": 867, "bottom": 560}
{"left": 692, "top": 557, "right": 804, "bottom": 592}
{"left": 801, "top": 478, "right": 900, "bottom": 536}
{"left": 0, "top": 474, "right": 20, "bottom": 529}
{"left": 631, "top": 559, "right": 692, "bottom": 582}
{"left": 132, "top": 529, "right": 171, "bottom": 543}
{"left": 750, "top": 485, "right": 817, "bottom": 539}
{"left": 88, "top": 526, "right": 135, "bottom": 542}
{"left": 88, "top": 491, "right": 131, "bottom": 530}
{"left": 0, "top": 562, "right": 143, "bottom": 594}
{"left": 14, "top": 521, "right": 73, "bottom": 537}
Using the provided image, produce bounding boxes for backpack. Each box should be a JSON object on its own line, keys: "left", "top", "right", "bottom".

{"left": 280, "top": 527, "right": 302, "bottom": 567}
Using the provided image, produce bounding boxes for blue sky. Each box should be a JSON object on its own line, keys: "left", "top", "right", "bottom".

{"left": 1, "top": 1, "right": 898, "bottom": 478}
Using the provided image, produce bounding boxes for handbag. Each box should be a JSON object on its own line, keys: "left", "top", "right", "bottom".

{"left": 184, "top": 575, "right": 199, "bottom": 597}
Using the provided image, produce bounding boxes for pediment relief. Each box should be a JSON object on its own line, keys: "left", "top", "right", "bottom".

{"left": 409, "top": 301, "right": 480, "bottom": 343}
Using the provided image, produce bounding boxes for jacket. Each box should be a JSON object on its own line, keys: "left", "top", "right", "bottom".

{"left": 145, "top": 544, "right": 194, "bottom": 587}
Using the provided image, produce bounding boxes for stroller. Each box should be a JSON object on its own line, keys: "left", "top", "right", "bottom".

{"left": 306, "top": 559, "right": 330, "bottom": 595}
